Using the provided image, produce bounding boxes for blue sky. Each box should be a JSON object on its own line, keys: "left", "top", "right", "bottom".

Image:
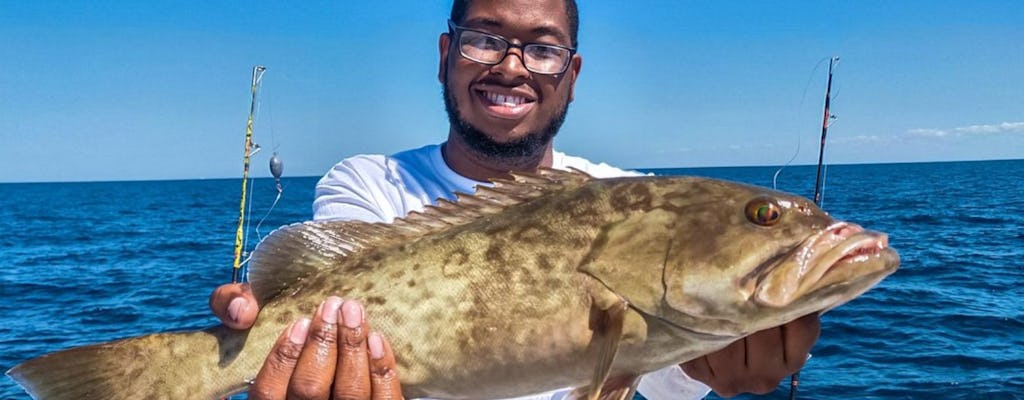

{"left": 1, "top": 1, "right": 1021, "bottom": 183}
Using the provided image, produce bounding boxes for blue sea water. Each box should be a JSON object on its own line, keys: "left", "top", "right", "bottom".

{"left": 1, "top": 159, "right": 1022, "bottom": 399}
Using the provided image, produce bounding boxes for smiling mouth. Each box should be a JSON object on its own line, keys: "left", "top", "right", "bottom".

{"left": 476, "top": 89, "right": 535, "bottom": 119}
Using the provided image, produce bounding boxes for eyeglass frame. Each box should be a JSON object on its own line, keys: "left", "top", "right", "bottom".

{"left": 446, "top": 19, "right": 577, "bottom": 75}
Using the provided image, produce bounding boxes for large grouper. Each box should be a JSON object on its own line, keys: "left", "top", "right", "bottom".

{"left": 7, "top": 169, "right": 899, "bottom": 400}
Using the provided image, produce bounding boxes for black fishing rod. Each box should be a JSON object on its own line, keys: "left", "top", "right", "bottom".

{"left": 791, "top": 55, "right": 839, "bottom": 400}
{"left": 812, "top": 56, "right": 838, "bottom": 205}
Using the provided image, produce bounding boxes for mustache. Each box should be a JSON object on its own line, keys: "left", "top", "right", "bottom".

{"left": 442, "top": 82, "right": 567, "bottom": 164}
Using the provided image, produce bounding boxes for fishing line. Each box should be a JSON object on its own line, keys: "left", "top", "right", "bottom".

{"left": 789, "top": 55, "right": 839, "bottom": 400}
{"left": 241, "top": 145, "right": 262, "bottom": 253}
{"left": 773, "top": 56, "right": 832, "bottom": 191}
{"left": 255, "top": 170, "right": 283, "bottom": 242}
{"left": 812, "top": 57, "right": 839, "bottom": 205}
{"left": 240, "top": 86, "right": 266, "bottom": 274}
{"left": 231, "top": 65, "right": 266, "bottom": 283}
{"left": 252, "top": 76, "right": 285, "bottom": 242}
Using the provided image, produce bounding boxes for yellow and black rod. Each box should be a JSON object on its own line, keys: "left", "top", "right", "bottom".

{"left": 232, "top": 65, "right": 267, "bottom": 283}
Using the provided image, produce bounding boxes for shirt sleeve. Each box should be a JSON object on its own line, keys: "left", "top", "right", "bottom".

{"left": 312, "top": 157, "right": 392, "bottom": 223}
{"left": 636, "top": 365, "right": 711, "bottom": 400}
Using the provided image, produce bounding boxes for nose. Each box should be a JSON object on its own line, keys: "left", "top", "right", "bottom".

{"left": 490, "top": 47, "right": 530, "bottom": 79}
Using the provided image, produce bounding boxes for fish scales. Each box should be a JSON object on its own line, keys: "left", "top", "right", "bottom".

{"left": 7, "top": 170, "right": 899, "bottom": 400}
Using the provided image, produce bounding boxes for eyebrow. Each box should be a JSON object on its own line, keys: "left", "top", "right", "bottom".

{"left": 463, "top": 17, "right": 571, "bottom": 46}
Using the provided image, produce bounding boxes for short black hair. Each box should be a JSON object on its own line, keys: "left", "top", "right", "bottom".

{"left": 450, "top": 0, "right": 579, "bottom": 49}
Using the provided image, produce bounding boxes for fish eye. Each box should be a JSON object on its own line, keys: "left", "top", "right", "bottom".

{"left": 745, "top": 197, "right": 782, "bottom": 226}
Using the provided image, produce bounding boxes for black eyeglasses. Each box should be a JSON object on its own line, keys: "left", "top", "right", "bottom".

{"left": 447, "top": 20, "right": 576, "bottom": 75}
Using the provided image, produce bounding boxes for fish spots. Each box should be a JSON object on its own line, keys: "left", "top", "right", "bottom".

{"left": 363, "top": 281, "right": 376, "bottom": 292}
{"left": 273, "top": 309, "right": 297, "bottom": 325}
{"left": 349, "top": 262, "right": 374, "bottom": 273}
{"left": 485, "top": 244, "right": 505, "bottom": 264}
{"left": 366, "top": 296, "right": 387, "bottom": 306}
{"left": 610, "top": 183, "right": 655, "bottom": 211}
{"left": 553, "top": 194, "right": 586, "bottom": 215}
{"left": 661, "top": 191, "right": 694, "bottom": 214}
{"left": 443, "top": 248, "right": 472, "bottom": 277}
{"left": 451, "top": 249, "right": 470, "bottom": 266}
{"left": 407, "top": 279, "right": 417, "bottom": 287}
{"left": 464, "top": 301, "right": 486, "bottom": 319}
{"left": 536, "top": 254, "right": 555, "bottom": 271}
{"left": 545, "top": 277, "right": 566, "bottom": 291}
{"left": 481, "top": 221, "right": 511, "bottom": 236}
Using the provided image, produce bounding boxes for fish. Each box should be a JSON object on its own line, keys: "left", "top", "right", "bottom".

{"left": 7, "top": 169, "right": 899, "bottom": 400}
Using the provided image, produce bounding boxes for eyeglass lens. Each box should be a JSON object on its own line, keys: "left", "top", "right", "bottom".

{"left": 458, "top": 30, "right": 570, "bottom": 74}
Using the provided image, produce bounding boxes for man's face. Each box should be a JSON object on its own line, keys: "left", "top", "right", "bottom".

{"left": 439, "top": 0, "right": 581, "bottom": 160}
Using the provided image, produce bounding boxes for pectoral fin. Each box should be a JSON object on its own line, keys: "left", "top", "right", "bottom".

{"left": 570, "top": 293, "right": 629, "bottom": 400}
{"left": 597, "top": 375, "right": 641, "bottom": 400}
{"left": 568, "top": 373, "right": 641, "bottom": 400}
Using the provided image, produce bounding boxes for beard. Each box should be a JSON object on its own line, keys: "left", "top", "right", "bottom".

{"left": 443, "top": 82, "right": 569, "bottom": 166}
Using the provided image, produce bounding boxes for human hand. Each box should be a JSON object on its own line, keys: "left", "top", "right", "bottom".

{"left": 209, "top": 282, "right": 260, "bottom": 330}
{"left": 680, "top": 314, "right": 820, "bottom": 397}
{"left": 249, "top": 297, "right": 404, "bottom": 400}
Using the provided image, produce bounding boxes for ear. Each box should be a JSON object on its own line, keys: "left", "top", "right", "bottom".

{"left": 567, "top": 54, "right": 582, "bottom": 102}
{"left": 438, "top": 32, "right": 451, "bottom": 84}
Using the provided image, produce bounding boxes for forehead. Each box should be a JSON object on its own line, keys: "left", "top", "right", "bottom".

{"left": 462, "top": 0, "right": 571, "bottom": 43}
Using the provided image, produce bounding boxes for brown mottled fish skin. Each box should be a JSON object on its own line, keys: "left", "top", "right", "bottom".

{"left": 7, "top": 170, "right": 899, "bottom": 400}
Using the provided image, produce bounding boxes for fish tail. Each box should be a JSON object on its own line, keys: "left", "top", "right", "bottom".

{"left": 7, "top": 326, "right": 254, "bottom": 400}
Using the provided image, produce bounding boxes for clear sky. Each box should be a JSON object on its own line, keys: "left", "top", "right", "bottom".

{"left": 2, "top": 1, "right": 1021, "bottom": 183}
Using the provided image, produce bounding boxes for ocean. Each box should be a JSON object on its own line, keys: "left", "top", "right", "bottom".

{"left": 1, "top": 159, "right": 1021, "bottom": 399}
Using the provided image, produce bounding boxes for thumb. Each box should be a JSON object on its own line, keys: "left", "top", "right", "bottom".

{"left": 209, "top": 283, "right": 260, "bottom": 329}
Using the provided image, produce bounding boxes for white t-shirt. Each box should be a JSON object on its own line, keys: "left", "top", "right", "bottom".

{"left": 313, "top": 144, "right": 711, "bottom": 400}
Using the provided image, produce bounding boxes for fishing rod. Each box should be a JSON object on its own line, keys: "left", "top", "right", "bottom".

{"left": 812, "top": 56, "right": 838, "bottom": 206}
{"left": 791, "top": 55, "right": 839, "bottom": 400}
{"left": 231, "top": 65, "right": 267, "bottom": 283}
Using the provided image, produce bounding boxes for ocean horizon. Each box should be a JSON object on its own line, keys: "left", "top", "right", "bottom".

{"left": 2, "top": 159, "right": 1021, "bottom": 399}
{"left": 4, "top": 157, "right": 1022, "bottom": 185}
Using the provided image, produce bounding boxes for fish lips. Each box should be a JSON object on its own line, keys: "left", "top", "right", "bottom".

{"left": 752, "top": 222, "right": 900, "bottom": 309}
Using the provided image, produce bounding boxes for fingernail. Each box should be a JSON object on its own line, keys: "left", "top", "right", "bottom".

{"left": 289, "top": 319, "right": 310, "bottom": 345}
{"left": 228, "top": 297, "right": 248, "bottom": 323}
{"left": 368, "top": 332, "right": 384, "bottom": 359}
{"left": 342, "top": 300, "right": 363, "bottom": 329}
{"left": 321, "top": 297, "right": 342, "bottom": 324}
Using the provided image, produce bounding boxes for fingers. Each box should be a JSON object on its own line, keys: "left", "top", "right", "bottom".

{"left": 683, "top": 315, "right": 823, "bottom": 397}
{"left": 248, "top": 297, "right": 404, "bottom": 400}
{"left": 333, "top": 300, "right": 371, "bottom": 400}
{"left": 287, "top": 296, "right": 345, "bottom": 399}
{"left": 679, "top": 355, "right": 713, "bottom": 383}
{"left": 209, "top": 283, "right": 259, "bottom": 330}
{"left": 249, "top": 318, "right": 311, "bottom": 400}
{"left": 781, "top": 313, "right": 820, "bottom": 371}
{"left": 702, "top": 339, "right": 746, "bottom": 397}
{"left": 368, "top": 332, "right": 404, "bottom": 400}
{"left": 743, "top": 327, "right": 788, "bottom": 393}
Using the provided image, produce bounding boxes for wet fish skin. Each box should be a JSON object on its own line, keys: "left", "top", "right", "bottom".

{"left": 7, "top": 170, "right": 898, "bottom": 399}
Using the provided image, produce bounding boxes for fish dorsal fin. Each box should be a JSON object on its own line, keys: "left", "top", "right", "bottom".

{"left": 247, "top": 167, "right": 595, "bottom": 304}
{"left": 398, "top": 167, "right": 593, "bottom": 231}
{"left": 246, "top": 219, "right": 403, "bottom": 304}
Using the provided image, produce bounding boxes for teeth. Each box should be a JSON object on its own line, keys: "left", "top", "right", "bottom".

{"left": 486, "top": 92, "right": 525, "bottom": 107}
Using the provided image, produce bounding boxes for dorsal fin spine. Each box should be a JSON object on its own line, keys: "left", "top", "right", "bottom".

{"left": 247, "top": 168, "right": 595, "bottom": 304}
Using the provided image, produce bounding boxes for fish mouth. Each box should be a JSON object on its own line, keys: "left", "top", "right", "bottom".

{"left": 753, "top": 222, "right": 899, "bottom": 308}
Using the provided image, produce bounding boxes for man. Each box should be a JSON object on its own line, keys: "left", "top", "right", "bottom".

{"left": 210, "top": 0, "right": 820, "bottom": 398}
